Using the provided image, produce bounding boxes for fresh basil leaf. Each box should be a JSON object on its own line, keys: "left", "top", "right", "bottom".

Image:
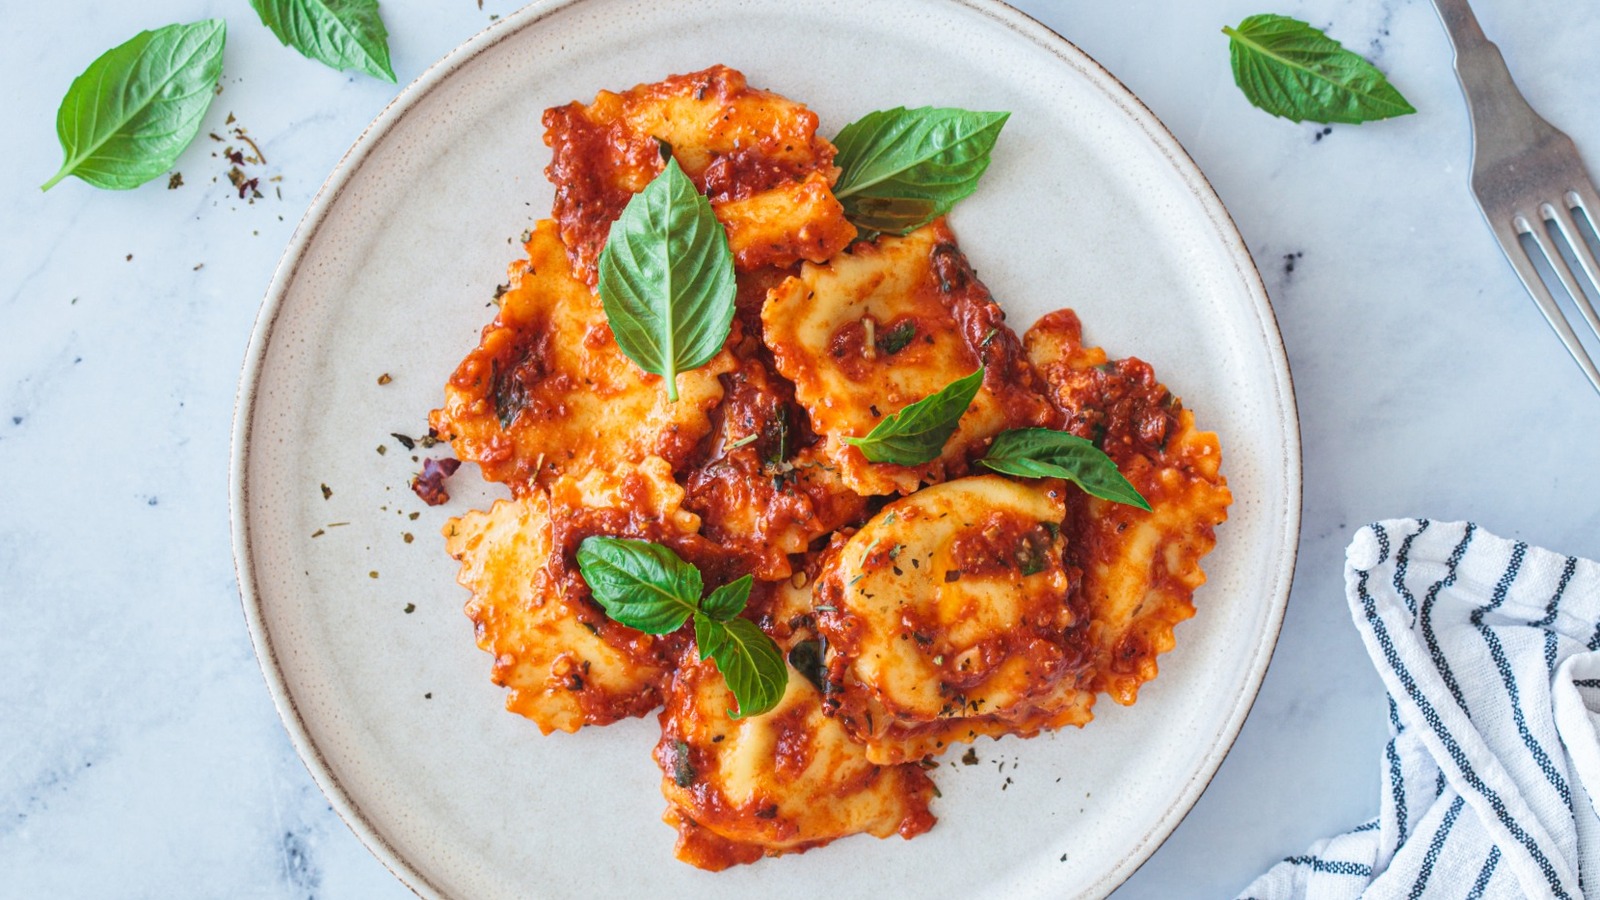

{"left": 700, "top": 574, "right": 753, "bottom": 622}
{"left": 843, "top": 368, "right": 985, "bottom": 466}
{"left": 694, "top": 614, "right": 787, "bottom": 719}
{"left": 1223, "top": 14, "right": 1415, "bottom": 124}
{"left": 979, "top": 428, "right": 1151, "bottom": 511}
{"left": 831, "top": 107, "right": 1009, "bottom": 234}
{"left": 597, "top": 157, "right": 736, "bottom": 402}
{"left": 249, "top": 0, "right": 396, "bottom": 83}
{"left": 42, "top": 20, "right": 226, "bottom": 192}
{"left": 575, "top": 536, "right": 701, "bottom": 634}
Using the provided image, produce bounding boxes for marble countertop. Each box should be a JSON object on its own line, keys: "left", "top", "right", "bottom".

{"left": 5, "top": 0, "right": 1600, "bottom": 896}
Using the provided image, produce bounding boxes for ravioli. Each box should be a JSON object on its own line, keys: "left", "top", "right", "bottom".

{"left": 762, "top": 220, "right": 1056, "bottom": 496}
{"left": 429, "top": 220, "right": 732, "bottom": 490}
{"left": 444, "top": 458, "right": 712, "bottom": 733}
{"left": 682, "top": 326, "right": 870, "bottom": 581}
{"left": 1025, "top": 310, "right": 1231, "bottom": 705}
{"left": 655, "top": 649, "right": 937, "bottom": 871}
{"left": 812, "top": 476, "right": 1095, "bottom": 765}
{"left": 543, "top": 65, "right": 856, "bottom": 284}
{"left": 433, "top": 69, "right": 1232, "bottom": 871}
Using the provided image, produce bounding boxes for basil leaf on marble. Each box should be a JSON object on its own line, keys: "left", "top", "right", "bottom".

{"left": 575, "top": 536, "right": 701, "bottom": 634}
{"left": 843, "top": 368, "right": 985, "bottom": 466}
{"left": 694, "top": 614, "right": 787, "bottom": 719}
{"left": 42, "top": 20, "right": 227, "bottom": 192}
{"left": 832, "top": 107, "right": 1009, "bottom": 234}
{"left": 980, "top": 428, "right": 1151, "bottom": 511}
{"left": 249, "top": 0, "right": 396, "bottom": 83}
{"left": 1223, "top": 14, "right": 1415, "bottom": 124}
{"left": 597, "top": 157, "right": 737, "bottom": 402}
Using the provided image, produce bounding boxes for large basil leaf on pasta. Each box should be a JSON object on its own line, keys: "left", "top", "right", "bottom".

{"left": 597, "top": 157, "right": 737, "bottom": 402}
{"left": 575, "top": 536, "right": 702, "bottom": 634}
{"left": 249, "top": 0, "right": 396, "bottom": 83}
{"left": 831, "top": 107, "right": 1009, "bottom": 234}
{"left": 42, "top": 20, "right": 226, "bottom": 192}
{"left": 695, "top": 614, "right": 787, "bottom": 719}
{"left": 980, "top": 428, "right": 1150, "bottom": 510}
{"left": 1223, "top": 14, "right": 1414, "bottom": 124}
{"left": 843, "top": 368, "right": 985, "bottom": 466}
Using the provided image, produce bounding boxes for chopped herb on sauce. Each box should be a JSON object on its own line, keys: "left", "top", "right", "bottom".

{"left": 489, "top": 358, "right": 529, "bottom": 430}
{"left": 788, "top": 639, "right": 828, "bottom": 694}
{"left": 671, "top": 740, "right": 696, "bottom": 787}
{"left": 877, "top": 320, "right": 916, "bottom": 354}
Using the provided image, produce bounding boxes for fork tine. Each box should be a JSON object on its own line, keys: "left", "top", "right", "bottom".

{"left": 1500, "top": 218, "right": 1600, "bottom": 393}
{"left": 1542, "top": 203, "right": 1600, "bottom": 339}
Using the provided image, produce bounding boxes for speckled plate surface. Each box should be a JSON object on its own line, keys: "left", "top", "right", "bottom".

{"left": 229, "top": 1, "right": 1300, "bottom": 897}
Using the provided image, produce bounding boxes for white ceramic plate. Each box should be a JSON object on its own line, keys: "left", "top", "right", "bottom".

{"left": 231, "top": 1, "right": 1300, "bottom": 897}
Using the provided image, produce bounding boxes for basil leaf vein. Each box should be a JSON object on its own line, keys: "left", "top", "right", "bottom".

{"left": 1223, "top": 14, "right": 1415, "bottom": 124}
{"left": 843, "top": 368, "right": 985, "bottom": 466}
{"left": 597, "top": 157, "right": 736, "bottom": 401}
{"left": 575, "top": 536, "right": 701, "bottom": 633}
{"left": 42, "top": 20, "right": 227, "bottom": 192}
{"left": 250, "top": 0, "right": 396, "bottom": 83}
{"left": 979, "top": 428, "right": 1151, "bottom": 511}
{"left": 832, "top": 107, "right": 1009, "bottom": 234}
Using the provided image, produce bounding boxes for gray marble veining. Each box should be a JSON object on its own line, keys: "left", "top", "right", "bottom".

{"left": 3, "top": 0, "right": 1599, "bottom": 896}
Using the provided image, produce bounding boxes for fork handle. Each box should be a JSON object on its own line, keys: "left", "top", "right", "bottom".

{"left": 1428, "top": 0, "right": 1552, "bottom": 146}
{"left": 1429, "top": 0, "right": 1494, "bottom": 54}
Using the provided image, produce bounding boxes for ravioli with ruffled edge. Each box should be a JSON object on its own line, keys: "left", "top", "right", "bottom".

{"left": 429, "top": 65, "right": 1231, "bottom": 871}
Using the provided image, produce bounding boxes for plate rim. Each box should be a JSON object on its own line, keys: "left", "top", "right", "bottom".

{"left": 228, "top": 1, "right": 1303, "bottom": 896}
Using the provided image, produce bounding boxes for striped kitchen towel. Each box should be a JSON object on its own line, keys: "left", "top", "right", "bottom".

{"left": 1238, "top": 519, "right": 1600, "bottom": 899}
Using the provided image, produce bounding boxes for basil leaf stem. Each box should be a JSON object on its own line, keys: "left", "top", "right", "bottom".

{"left": 843, "top": 368, "right": 985, "bottom": 466}
{"left": 597, "top": 157, "right": 737, "bottom": 402}
{"left": 979, "top": 428, "right": 1151, "bottom": 511}
{"left": 1223, "top": 15, "right": 1415, "bottom": 124}
{"left": 249, "top": 0, "right": 397, "bottom": 82}
{"left": 42, "top": 20, "right": 227, "bottom": 192}
{"left": 831, "top": 107, "right": 1009, "bottom": 234}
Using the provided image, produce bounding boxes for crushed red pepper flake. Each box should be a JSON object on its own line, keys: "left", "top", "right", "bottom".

{"left": 411, "top": 457, "right": 461, "bottom": 506}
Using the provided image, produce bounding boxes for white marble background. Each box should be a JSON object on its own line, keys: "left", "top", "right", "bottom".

{"left": 4, "top": 0, "right": 1600, "bottom": 896}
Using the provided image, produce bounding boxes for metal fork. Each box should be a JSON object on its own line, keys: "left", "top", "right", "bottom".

{"left": 1431, "top": 0, "right": 1600, "bottom": 394}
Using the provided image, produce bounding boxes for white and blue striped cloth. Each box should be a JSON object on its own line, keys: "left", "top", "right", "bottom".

{"left": 1239, "top": 519, "right": 1600, "bottom": 899}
